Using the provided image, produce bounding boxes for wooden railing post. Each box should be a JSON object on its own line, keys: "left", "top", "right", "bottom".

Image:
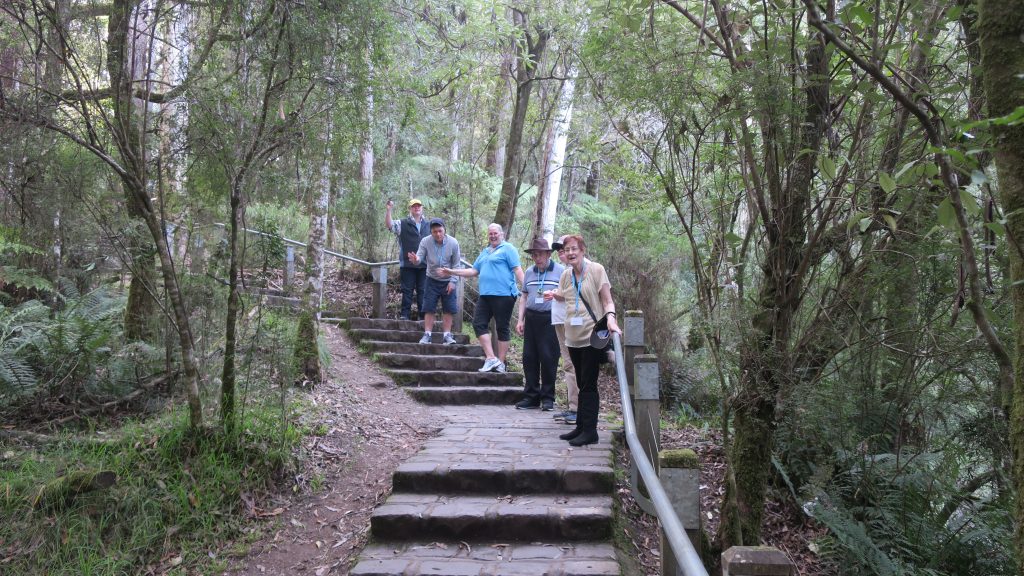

{"left": 634, "top": 354, "right": 661, "bottom": 472}
{"left": 660, "top": 449, "right": 703, "bottom": 576}
{"left": 190, "top": 234, "right": 205, "bottom": 275}
{"left": 284, "top": 245, "right": 295, "bottom": 293}
{"left": 722, "top": 547, "right": 794, "bottom": 576}
{"left": 623, "top": 310, "right": 645, "bottom": 397}
{"left": 453, "top": 277, "right": 464, "bottom": 333}
{"left": 371, "top": 264, "right": 388, "bottom": 318}
{"left": 164, "top": 223, "right": 176, "bottom": 260}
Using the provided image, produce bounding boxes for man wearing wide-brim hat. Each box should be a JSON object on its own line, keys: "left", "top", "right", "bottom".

{"left": 513, "top": 237, "right": 565, "bottom": 411}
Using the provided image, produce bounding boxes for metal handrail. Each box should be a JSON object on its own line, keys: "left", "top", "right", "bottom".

{"left": 216, "top": 223, "right": 400, "bottom": 267}
{"left": 612, "top": 332, "right": 709, "bottom": 576}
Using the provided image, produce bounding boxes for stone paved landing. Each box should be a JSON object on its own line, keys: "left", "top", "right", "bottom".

{"left": 350, "top": 406, "right": 619, "bottom": 576}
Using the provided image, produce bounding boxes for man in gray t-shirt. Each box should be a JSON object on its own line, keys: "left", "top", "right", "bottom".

{"left": 514, "top": 238, "right": 564, "bottom": 410}
{"left": 408, "top": 219, "right": 462, "bottom": 345}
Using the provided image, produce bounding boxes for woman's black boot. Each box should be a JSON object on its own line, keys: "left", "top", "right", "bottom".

{"left": 568, "top": 430, "right": 599, "bottom": 447}
{"left": 559, "top": 428, "right": 582, "bottom": 441}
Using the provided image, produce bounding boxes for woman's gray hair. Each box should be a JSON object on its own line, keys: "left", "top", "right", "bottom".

{"left": 487, "top": 223, "right": 504, "bottom": 234}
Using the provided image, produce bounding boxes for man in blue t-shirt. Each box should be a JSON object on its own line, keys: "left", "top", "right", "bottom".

{"left": 441, "top": 223, "right": 524, "bottom": 373}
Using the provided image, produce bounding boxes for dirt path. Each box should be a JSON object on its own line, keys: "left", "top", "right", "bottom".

{"left": 226, "top": 323, "right": 441, "bottom": 575}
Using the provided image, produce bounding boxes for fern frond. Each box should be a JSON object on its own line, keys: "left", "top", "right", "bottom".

{"left": 0, "top": 354, "right": 38, "bottom": 396}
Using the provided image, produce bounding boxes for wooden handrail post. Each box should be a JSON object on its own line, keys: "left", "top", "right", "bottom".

{"left": 371, "top": 265, "right": 388, "bottom": 318}
{"left": 660, "top": 449, "right": 703, "bottom": 575}
{"left": 722, "top": 547, "right": 794, "bottom": 575}
{"left": 284, "top": 245, "right": 295, "bottom": 294}
{"left": 634, "top": 354, "right": 661, "bottom": 474}
{"left": 623, "top": 311, "right": 645, "bottom": 398}
{"left": 190, "top": 234, "right": 205, "bottom": 275}
{"left": 165, "top": 223, "right": 176, "bottom": 260}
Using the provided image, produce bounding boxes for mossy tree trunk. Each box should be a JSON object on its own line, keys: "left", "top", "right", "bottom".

{"left": 295, "top": 121, "right": 331, "bottom": 386}
{"left": 977, "top": 0, "right": 1024, "bottom": 567}
{"left": 718, "top": 22, "right": 829, "bottom": 549}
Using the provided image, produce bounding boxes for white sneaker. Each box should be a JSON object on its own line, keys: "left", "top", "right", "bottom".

{"left": 496, "top": 361, "right": 506, "bottom": 373}
{"left": 443, "top": 333, "right": 457, "bottom": 345}
{"left": 478, "top": 357, "right": 501, "bottom": 372}
{"left": 418, "top": 333, "right": 432, "bottom": 344}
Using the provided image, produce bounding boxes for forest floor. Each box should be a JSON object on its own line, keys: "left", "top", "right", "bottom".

{"left": 221, "top": 271, "right": 834, "bottom": 576}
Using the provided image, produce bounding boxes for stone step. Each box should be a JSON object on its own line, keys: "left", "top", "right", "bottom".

{"left": 374, "top": 353, "right": 487, "bottom": 372}
{"left": 358, "top": 340, "right": 485, "bottom": 357}
{"left": 351, "top": 542, "right": 620, "bottom": 576}
{"left": 370, "top": 494, "right": 613, "bottom": 542}
{"left": 393, "top": 419, "right": 613, "bottom": 494}
{"left": 349, "top": 328, "right": 471, "bottom": 345}
{"left": 346, "top": 317, "right": 458, "bottom": 332}
{"left": 405, "top": 386, "right": 523, "bottom": 405}
{"left": 385, "top": 369, "right": 523, "bottom": 388}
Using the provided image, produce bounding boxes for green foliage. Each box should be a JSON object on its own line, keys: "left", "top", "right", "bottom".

{"left": 808, "top": 450, "right": 1015, "bottom": 575}
{"left": 0, "top": 288, "right": 164, "bottom": 408}
{"left": 0, "top": 406, "right": 301, "bottom": 574}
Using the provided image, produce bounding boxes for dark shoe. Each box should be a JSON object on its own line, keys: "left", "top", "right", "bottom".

{"left": 541, "top": 401, "right": 554, "bottom": 411}
{"left": 559, "top": 428, "right": 582, "bottom": 441}
{"left": 568, "top": 430, "right": 599, "bottom": 447}
{"left": 563, "top": 411, "right": 577, "bottom": 425}
{"left": 515, "top": 399, "right": 540, "bottom": 410}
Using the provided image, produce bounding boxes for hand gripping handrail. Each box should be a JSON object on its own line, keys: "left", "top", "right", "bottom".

{"left": 612, "top": 332, "right": 709, "bottom": 576}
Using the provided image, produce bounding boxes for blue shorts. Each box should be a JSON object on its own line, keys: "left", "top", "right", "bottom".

{"left": 422, "top": 277, "right": 459, "bottom": 314}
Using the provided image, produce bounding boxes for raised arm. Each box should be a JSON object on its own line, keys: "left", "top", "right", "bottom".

{"left": 384, "top": 200, "right": 395, "bottom": 230}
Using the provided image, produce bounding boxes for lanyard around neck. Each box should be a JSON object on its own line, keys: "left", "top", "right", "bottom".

{"left": 572, "top": 261, "right": 586, "bottom": 313}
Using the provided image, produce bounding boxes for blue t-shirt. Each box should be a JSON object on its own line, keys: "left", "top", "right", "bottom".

{"left": 473, "top": 241, "right": 521, "bottom": 296}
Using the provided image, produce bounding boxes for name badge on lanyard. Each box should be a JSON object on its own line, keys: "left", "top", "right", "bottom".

{"left": 570, "top": 316, "right": 584, "bottom": 326}
{"left": 534, "top": 296, "right": 545, "bottom": 305}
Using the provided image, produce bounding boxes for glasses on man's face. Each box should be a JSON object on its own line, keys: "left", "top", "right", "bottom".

{"left": 562, "top": 246, "right": 581, "bottom": 253}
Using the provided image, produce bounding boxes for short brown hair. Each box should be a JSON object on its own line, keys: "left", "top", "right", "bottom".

{"left": 561, "top": 234, "right": 586, "bottom": 252}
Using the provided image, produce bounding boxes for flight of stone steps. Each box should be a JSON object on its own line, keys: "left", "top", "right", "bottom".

{"left": 339, "top": 316, "right": 622, "bottom": 575}
{"left": 342, "top": 317, "right": 524, "bottom": 405}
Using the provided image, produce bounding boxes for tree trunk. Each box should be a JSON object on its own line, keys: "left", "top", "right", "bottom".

{"left": 296, "top": 130, "right": 331, "bottom": 386}
{"left": 492, "top": 10, "right": 548, "bottom": 237}
{"left": 719, "top": 24, "right": 828, "bottom": 549}
{"left": 977, "top": 0, "right": 1024, "bottom": 567}
{"left": 220, "top": 177, "right": 243, "bottom": 432}
{"left": 108, "top": 0, "right": 203, "bottom": 428}
{"left": 485, "top": 27, "right": 514, "bottom": 177}
{"left": 532, "top": 61, "right": 575, "bottom": 243}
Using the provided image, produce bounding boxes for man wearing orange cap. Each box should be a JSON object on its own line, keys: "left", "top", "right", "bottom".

{"left": 385, "top": 198, "right": 430, "bottom": 320}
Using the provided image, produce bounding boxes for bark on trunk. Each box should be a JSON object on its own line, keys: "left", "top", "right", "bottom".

{"left": 977, "top": 0, "right": 1024, "bottom": 567}
{"left": 719, "top": 25, "right": 829, "bottom": 549}
{"left": 533, "top": 65, "right": 575, "bottom": 243}
{"left": 108, "top": 0, "right": 203, "bottom": 428}
{"left": 485, "top": 32, "right": 515, "bottom": 177}
{"left": 296, "top": 133, "right": 331, "bottom": 386}
{"left": 492, "top": 10, "right": 548, "bottom": 237}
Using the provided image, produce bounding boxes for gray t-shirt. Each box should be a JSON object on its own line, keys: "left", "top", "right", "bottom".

{"left": 416, "top": 234, "right": 461, "bottom": 283}
{"left": 522, "top": 260, "right": 564, "bottom": 313}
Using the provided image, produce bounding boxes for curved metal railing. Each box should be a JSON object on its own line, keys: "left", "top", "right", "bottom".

{"left": 612, "top": 332, "right": 709, "bottom": 576}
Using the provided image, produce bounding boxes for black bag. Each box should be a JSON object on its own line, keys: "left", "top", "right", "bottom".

{"left": 579, "top": 295, "right": 612, "bottom": 354}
